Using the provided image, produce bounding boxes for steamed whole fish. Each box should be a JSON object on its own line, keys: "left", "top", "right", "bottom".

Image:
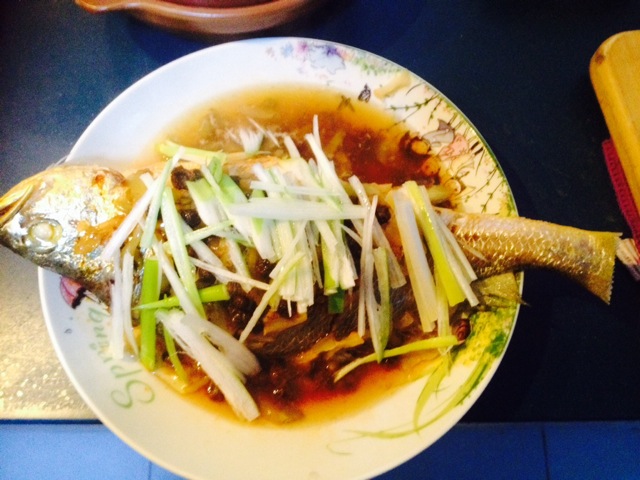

{"left": 0, "top": 163, "right": 620, "bottom": 308}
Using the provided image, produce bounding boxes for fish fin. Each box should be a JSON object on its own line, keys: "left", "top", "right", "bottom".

{"left": 472, "top": 273, "right": 526, "bottom": 307}
{"left": 582, "top": 231, "right": 620, "bottom": 304}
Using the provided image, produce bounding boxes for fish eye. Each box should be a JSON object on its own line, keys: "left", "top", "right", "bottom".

{"left": 25, "top": 219, "right": 62, "bottom": 253}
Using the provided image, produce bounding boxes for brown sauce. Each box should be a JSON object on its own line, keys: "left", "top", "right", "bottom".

{"left": 186, "top": 348, "right": 441, "bottom": 428}
{"left": 165, "top": 84, "right": 441, "bottom": 187}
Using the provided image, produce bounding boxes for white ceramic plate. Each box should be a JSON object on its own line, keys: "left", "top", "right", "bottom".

{"left": 40, "top": 38, "right": 519, "bottom": 480}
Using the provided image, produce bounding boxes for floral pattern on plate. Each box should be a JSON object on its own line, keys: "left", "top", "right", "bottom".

{"left": 268, "top": 39, "right": 514, "bottom": 216}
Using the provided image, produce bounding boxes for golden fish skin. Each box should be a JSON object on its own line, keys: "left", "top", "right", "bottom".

{"left": 0, "top": 163, "right": 620, "bottom": 306}
{"left": 436, "top": 208, "right": 620, "bottom": 303}
{"left": 0, "top": 165, "right": 130, "bottom": 304}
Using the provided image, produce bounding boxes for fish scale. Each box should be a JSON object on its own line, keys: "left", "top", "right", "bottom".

{"left": 436, "top": 208, "right": 620, "bottom": 303}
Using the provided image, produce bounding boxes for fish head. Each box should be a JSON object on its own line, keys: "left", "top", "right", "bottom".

{"left": 0, "top": 165, "right": 131, "bottom": 303}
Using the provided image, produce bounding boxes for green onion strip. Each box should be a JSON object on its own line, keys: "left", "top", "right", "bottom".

{"left": 139, "top": 257, "right": 160, "bottom": 371}
{"left": 334, "top": 335, "right": 459, "bottom": 382}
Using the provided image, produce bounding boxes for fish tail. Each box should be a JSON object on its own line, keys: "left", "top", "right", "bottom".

{"left": 539, "top": 226, "right": 619, "bottom": 303}
{"left": 583, "top": 230, "right": 619, "bottom": 303}
{"left": 437, "top": 209, "right": 620, "bottom": 303}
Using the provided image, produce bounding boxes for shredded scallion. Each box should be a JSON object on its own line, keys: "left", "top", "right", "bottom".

{"left": 136, "top": 284, "right": 229, "bottom": 311}
{"left": 139, "top": 257, "right": 160, "bottom": 371}
{"left": 334, "top": 335, "right": 459, "bottom": 382}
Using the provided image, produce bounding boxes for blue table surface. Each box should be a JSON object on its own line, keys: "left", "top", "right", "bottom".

{"left": 2, "top": 421, "right": 640, "bottom": 479}
{"left": 2, "top": 0, "right": 640, "bottom": 478}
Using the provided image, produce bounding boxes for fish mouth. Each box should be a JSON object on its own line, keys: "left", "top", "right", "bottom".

{"left": 0, "top": 184, "right": 34, "bottom": 227}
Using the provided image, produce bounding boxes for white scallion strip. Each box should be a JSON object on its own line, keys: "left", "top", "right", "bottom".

{"left": 305, "top": 133, "right": 350, "bottom": 202}
{"left": 359, "top": 197, "right": 391, "bottom": 361}
{"left": 391, "top": 190, "right": 438, "bottom": 332}
{"left": 190, "top": 257, "right": 270, "bottom": 291}
{"left": 249, "top": 164, "right": 282, "bottom": 262}
{"left": 186, "top": 178, "right": 225, "bottom": 227}
{"left": 341, "top": 223, "right": 363, "bottom": 246}
{"left": 161, "top": 187, "right": 205, "bottom": 316}
{"left": 283, "top": 135, "right": 300, "bottom": 158}
{"left": 284, "top": 156, "right": 343, "bottom": 211}
{"left": 293, "top": 222, "right": 315, "bottom": 308}
{"left": 180, "top": 221, "right": 230, "bottom": 284}
{"left": 183, "top": 220, "right": 233, "bottom": 244}
{"left": 269, "top": 221, "right": 306, "bottom": 282}
{"left": 306, "top": 222, "right": 323, "bottom": 288}
{"left": 225, "top": 238, "right": 253, "bottom": 292}
{"left": 273, "top": 220, "right": 297, "bottom": 300}
{"left": 198, "top": 169, "right": 258, "bottom": 259}
{"left": 140, "top": 151, "right": 182, "bottom": 250}
{"left": 239, "top": 251, "right": 305, "bottom": 343}
{"left": 271, "top": 220, "right": 312, "bottom": 306}
{"left": 251, "top": 162, "right": 273, "bottom": 187}
{"left": 248, "top": 189, "right": 277, "bottom": 262}
{"left": 152, "top": 240, "right": 200, "bottom": 317}
{"left": 348, "top": 175, "right": 406, "bottom": 288}
{"left": 249, "top": 181, "right": 340, "bottom": 198}
{"left": 158, "top": 141, "right": 226, "bottom": 166}
{"left": 248, "top": 117, "right": 279, "bottom": 147}
{"left": 362, "top": 252, "right": 376, "bottom": 340}
{"left": 218, "top": 174, "right": 254, "bottom": 242}
{"left": 108, "top": 251, "right": 139, "bottom": 359}
{"left": 406, "top": 182, "right": 471, "bottom": 307}
{"left": 180, "top": 313, "right": 260, "bottom": 377}
{"left": 109, "top": 250, "right": 125, "bottom": 359}
{"left": 372, "top": 246, "right": 391, "bottom": 360}
{"left": 100, "top": 173, "right": 155, "bottom": 260}
{"left": 121, "top": 251, "right": 139, "bottom": 357}
{"left": 357, "top": 195, "right": 377, "bottom": 337}
{"left": 322, "top": 236, "right": 339, "bottom": 295}
{"left": 272, "top": 220, "right": 299, "bottom": 301}
{"left": 332, "top": 219, "right": 357, "bottom": 290}
{"left": 157, "top": 310, "right": 260, "bottom": 422}
{"left": 312, "top": 114, "right": 321, "bottom": 145}
{"left": 412, "top": 182, "right": 479, "bottom": 307}
{"left": 236, "top": 128, "right": 264, "bottom": 156}
{"left": 227, "top": 199, "right": 367, "bottom": 221}
{"left": 433, "top": 207, "right": 478, "bottom": 283}
{"left": 314, "top": 219, "right": 338, "bottom": 250}
{"left": 284, "top": 142, "right": 359, "bottom": 295}
{"left": 435, "top": 271, "right": 453, "bottom": 355}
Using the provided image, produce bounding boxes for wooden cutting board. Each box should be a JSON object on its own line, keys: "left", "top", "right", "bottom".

{"left": 590, "top": 30, "right": 640, "bottom": 216}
